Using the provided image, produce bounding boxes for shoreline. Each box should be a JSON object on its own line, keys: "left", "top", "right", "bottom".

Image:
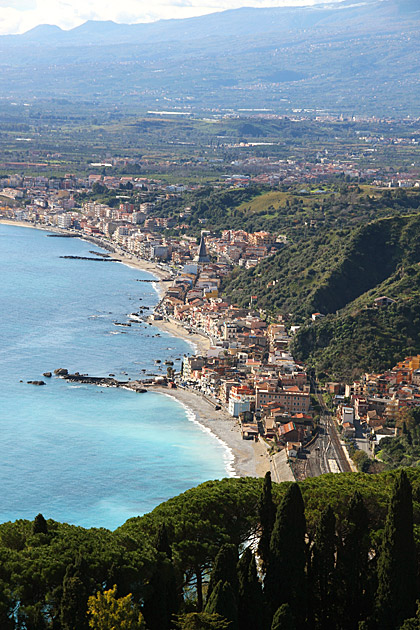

{"left": 152, "top": 385, "right": 272, "bottom": 478}
{"left": 0, "top": 219, "right": 274, "bottom": 480}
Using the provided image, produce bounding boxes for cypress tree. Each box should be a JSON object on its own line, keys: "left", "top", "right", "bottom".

{"left": 142, "top": 556, "right": 179, "bottom": 630}
{"left": 205, "top": 580, "right": 238, "bottom": 630}
{"left": 258, "top": 471, "right": 276, "bottom": 572}
{"left": 237, "top": 548, "right": 265, "bottom": 630}
{"left": 311, "top": 505, "right": 337, "bottom": 630}
{"left": 156, "top": 522, "right": 172, "bottom": 558}
{"left": 376, "top": 469, "right": 417, "bottom": 629}
{"left": 271, "top": 603, "right": 295, "bottom": 630}
{"left": 60, "top": 559, "right": 90, "bottom": 630}
{"left": 206, "top": 544, "right": 238, "bottom": 604}
{"left": 264, "top": 483, "right": 307, "bottom": 629}
{"left": 337, "top": 491, "right": 371, "bottom": 629}
{"left": 32, "top": 513, "right": 48, "bottom": 535}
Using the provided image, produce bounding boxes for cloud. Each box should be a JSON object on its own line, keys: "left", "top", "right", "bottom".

{"left": 0, "top": 0, "right": 343, "bottom": 35}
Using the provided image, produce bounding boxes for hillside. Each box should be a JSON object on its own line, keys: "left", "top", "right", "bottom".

{"left": 224, "top": 212, "right": 420, "bottom": 317}
{"left": 223, "top": 210, "right": 420, "bottom": 379}
{"left": 0, "top": 0, "right": 419, "bottom": 115}
{"left": 292, "top": 290, "right": 420, "bottom": 380}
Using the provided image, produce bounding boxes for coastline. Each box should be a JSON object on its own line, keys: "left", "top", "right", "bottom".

{"left": 0, "top": 219, "right": 274, "bottom": 481}
{"left": 153, "top": 385, "right": 272, "bottom": 478}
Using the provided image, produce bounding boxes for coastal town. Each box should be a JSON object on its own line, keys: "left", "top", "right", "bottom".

{"left": 3, "top": 171, "right": 420, "bottom": 482}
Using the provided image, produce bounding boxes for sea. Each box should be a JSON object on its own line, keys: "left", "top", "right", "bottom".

{"left": 0, "top": 224, "right": 231, "bottom": 530}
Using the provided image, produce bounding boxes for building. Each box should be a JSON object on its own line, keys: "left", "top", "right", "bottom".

{"left": 57, "top": 213, "right": 72, "bottom": 229}
{"left": 228, "top": 386, "right": 253, "bottom": 417}
{"left": 194, "top": 234, "right": 211, "bottom": 264}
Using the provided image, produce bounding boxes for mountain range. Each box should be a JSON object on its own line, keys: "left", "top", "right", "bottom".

{"left": 0, "top": 0, "right": 419, "bottom": 115}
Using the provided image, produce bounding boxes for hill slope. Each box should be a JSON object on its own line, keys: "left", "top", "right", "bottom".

{"left": 224, "top": 213, "right": 420, "bottom": 318}
{"left": 224, "top": 212, "right": 420, "bottom": 379}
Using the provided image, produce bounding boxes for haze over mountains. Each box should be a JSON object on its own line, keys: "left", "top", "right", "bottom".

{"left": 0, "top": 0, "right": 419, "bottom": 115}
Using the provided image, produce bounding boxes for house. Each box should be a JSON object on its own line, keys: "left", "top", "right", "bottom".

{"left": 342, "top": 422, "right": 355, "bottom": 438}
{"left": 278, "top": 422, "right": 299, "bottom": 443}
{"left": 228, "top": 386, "right": 254, "bottom": 417}
{"left": 341, "top": 406, "right": 355, "bottom": 426}
{"left": 241, "top": 422, "right": 259, "bottom": 440}
{"left": 286, "top": 441, "right": 302, "bottom": 458}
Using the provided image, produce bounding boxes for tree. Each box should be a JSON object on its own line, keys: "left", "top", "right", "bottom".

{"left": 60, "top": 556, "right": 91, "bottom": 630}
{"left": 173, "top": 612, "right": 230, "bottom": 630}
{"left": 142, "top": 524, "right": 179, "bottom": 630}
{"left": 205, "top": 580, "right": 238, "bottom": 630}
{"left": 87, "top": 585, "right": 145, "bottom": 630}
{"left": 237, "top": 548, "right": 265, "bottom": 630}
{"left": 376, "top": 470, "right": 417, "bottom": 629}
{"left": 399, "top": 604, "right": 420, "bottom": 629}
{"left": 155, "top": 521, "right": 172, "bottom": 558}
{"left": 206, "top": 544, "right": 238, "bottom": 604}
{"left": 264, "top": 483, "right": 307, "bottom": 628}
{"left": 257, "top": 472, "right": 276, "bottom": 572}
{"left": 271, "top": 604, "right": 295, "bottom": 630}
{"left": 32, "top": 514, "right": 48, "bottom": 535}
{"left": 336, "top": 492, "right": 371, "bottom": 629}
{"left": 311, "top": 506, "right": 337, "bottom": 629}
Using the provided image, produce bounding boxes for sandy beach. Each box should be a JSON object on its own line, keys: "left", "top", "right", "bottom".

{"left": 153, "top": 385, "right": 272, "bottom": 478}
{"left": 0, "top": 219, "right": 55, "bottom": 231}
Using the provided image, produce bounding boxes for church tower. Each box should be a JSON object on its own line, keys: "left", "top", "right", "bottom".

{"left": 194, "top": 234, "right": 210, "bottom": 264}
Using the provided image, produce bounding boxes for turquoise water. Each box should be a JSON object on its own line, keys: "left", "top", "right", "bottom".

{"left": 0, "top": 225, "right": 229, "bottom": 530}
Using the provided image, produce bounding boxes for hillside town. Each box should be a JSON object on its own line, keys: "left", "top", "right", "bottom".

{"left": 331, "top": 355, "right": 420, "bottom": 444}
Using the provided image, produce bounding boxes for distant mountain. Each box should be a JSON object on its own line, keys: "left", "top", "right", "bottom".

{"left": 0, "top": 0, "right": 418, "bottom": 115}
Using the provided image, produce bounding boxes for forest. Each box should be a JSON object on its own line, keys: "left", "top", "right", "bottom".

{"left": 1, "top": 469, "right": 420, "bottom": 628}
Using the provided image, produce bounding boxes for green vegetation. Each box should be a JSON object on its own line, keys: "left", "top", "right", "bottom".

{"left": 224, "top": 209, "right": 420, "bottom": 318}
{"left": 222, "top": 207, "right": 420, "bottom": 380}
{"left": 376, "top": 409, "right": 420, "bottom": 469}
{"left": 0, "top": 470, "right": 419, "bottom": 627}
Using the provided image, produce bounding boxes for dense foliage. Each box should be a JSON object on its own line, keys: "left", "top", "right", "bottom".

{"left": 222, "top": 209, "right": 420, "bottom": 380}
{"left": 224, "top": 210, "right": 420, "bottom": 318}
{"left": 0, "top": 470, "right": 420, "bottom": 627}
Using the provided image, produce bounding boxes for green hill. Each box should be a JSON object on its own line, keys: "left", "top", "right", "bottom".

{"left": 225, "top": 214, "right": 420, "bottom": 317}
{"left": 224, "top": 212, "right": 420, "bottom": 379}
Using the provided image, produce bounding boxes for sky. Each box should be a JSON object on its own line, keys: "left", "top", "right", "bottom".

{"left": 0, "top": 0, "right": 344, "bottom": 36}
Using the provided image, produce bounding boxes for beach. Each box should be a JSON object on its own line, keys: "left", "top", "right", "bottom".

{"left": 0, "top": 219, "right": 276, "bottom": 482}
{"left": 153, "top": 385, "right": 272, "bottom": 478}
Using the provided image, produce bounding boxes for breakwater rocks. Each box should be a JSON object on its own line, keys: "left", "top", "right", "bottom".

{"left": 54, "top": 368, "right": 68, "bottom": 376}
{"left": 27, "top": 380, "right": 46, "bottom": 386}
{"left": 54, "top": 369, "right": 155, "bottom": 393}
{"left": 89, "top": 250, "right": 110, "bottom": 257}
{"left": 59, "top": 256, "right": 118, "bottom": 262}
{"left": 63, "top": 374, "right": 126, "bottom": 386}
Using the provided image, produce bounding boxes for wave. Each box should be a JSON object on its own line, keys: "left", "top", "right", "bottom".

{"left": 159, "top": 392, "right": 237, "bottom": 478}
